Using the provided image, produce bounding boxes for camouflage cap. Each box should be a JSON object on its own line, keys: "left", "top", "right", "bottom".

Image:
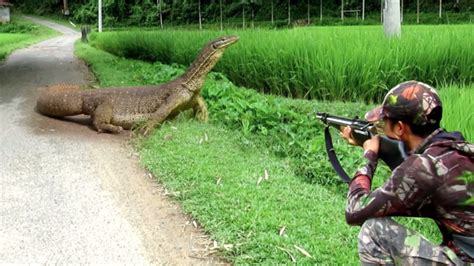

{"left": 365, "top": 80, "right": 442, "bottom": 126}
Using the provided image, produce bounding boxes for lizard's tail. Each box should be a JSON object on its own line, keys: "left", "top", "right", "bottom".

{"left": 36, "top": 84, "right": 84, "bottom": 117}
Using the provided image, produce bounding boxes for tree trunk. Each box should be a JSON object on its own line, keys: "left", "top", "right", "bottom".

{"left": 220, "top": 0, "right": 223, "bottom": 31}
{"left": 400, "top": 0, "right": 403, "bottom": 23}
{"left": 383, "top": 0, "right": 401, "bottom": 38}
{"left": 416, "top": 0, "right": 420, "bottom": 23}
{"left": 98, "top": 0, "right": 102, "bottom": 32}
{"left": 242, "top": 3, "right": 246, "bottom": 29}
{"left": 63, "top": 0, "right": 70, "bottom": 15}
{"left": 439, "top": 0, "right": 442, "bottom": 18}
{"left": 320, "top": 0, "right": 323, "bottom": 21}
{"left": 198, "top": 0, "right": 202, "bottom": 30}
{"left": 307, "top": 0, "right": 310, "bottom": 24}
{"left": 288, "top": 0, "right": 291, "bottom": 25}
{"left": 251, "top": 8, "right": 254, "bottom": 28}
{"left": 380, "top": 0, "right": 383, "bottom": 23}
{"left": 271, "top": 1, "right": 274, "bottom": 25}
{"left": 362, "top": 0, "right": 365, "bottom": 20}
{"left": 341, "top": 0, "right": 344, "bottom": 21}
{"left": 158, "top": 0, "right": 163, "bottom": 29}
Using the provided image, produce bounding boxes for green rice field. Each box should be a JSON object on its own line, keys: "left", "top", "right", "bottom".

{"left": 89, "top": 24, "right": 473, "bottom": 101}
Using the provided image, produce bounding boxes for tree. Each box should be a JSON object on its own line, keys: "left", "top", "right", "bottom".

{"left": 400, "top": 0, "right": 403, "bottom": 22}
{"left": 320, "top": 0, "right": 323, "bottom": 21}
{"left": 307, "top": 0, "right": 310, "bottom": 24}
{"left": 439, "top": 0, "right": 442, "bottom": 18}
{"left": 362, "top": 0, "right": 365, "bottom": 20}
{"left": 341, "top": 0, "right": 344, "bottom": 20}
{"left": 219, "top": 0, "right": 223, "bottom": 30}
{"left": 157, "top": 0, "right": 163, "bottom": 29}
{"left": 63, "top": 0, "right": 69, "bottom": 15}
{"left": 383, "top": 0, "right": 401, "bottom": 37}
{"left": 249, "top": 0, "right": 262, "bottom": 28}
{"left": 198, "top": 0, "right": 202, "bottom": 30}
{"left": 416, "top": 0, "right": 420, "bottom": 23}
{"left": 270, "top": 0, "right": 274, "bottom": 25}
{"left": 242, "top": 0, "right": 246, "bottom": 28}
{"left": 288, "top": 0, "right": 291, "bottom": 25}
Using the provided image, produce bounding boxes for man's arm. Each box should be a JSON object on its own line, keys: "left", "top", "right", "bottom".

{"left": 345, "top": 154, "right": 435, "bottom": 225}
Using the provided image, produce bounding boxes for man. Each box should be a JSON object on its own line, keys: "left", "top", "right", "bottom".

{"left": 341, "top": 80, "right": 474, "bottom": 264}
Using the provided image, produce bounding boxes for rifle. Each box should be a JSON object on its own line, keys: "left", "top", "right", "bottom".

{"left": 316, "top": 112, "right": 408, "bottom": 183}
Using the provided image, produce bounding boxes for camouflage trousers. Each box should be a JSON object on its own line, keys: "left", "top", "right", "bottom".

{"left": 358, "top": 217, "right": 464, "bottom": 265}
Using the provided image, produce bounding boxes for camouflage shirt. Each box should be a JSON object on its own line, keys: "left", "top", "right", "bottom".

{"left": 346, "top": 128, "right": 474, "bottom": 261}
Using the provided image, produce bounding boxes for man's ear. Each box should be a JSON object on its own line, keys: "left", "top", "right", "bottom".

{"left": 396, "top": 121, "right": 412, "bottom": 138}
{"left": 393, "top": 121, "right": 406, "bottom": 137}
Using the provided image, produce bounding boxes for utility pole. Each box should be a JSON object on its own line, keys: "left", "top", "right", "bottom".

{"left": 98, "top": 0, "right": 102, "bottom": 32}
{"left": 383, "top": 0, "right": 401, "bottom": 37}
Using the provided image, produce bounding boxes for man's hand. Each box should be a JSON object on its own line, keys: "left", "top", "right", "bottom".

{"left": 340, "top": 126, "right": 380, "bottom": 154}
{"left": 362, "top": 136, "right": 380, "bottom": 155}
{"left": 340, "top": 126, "right": 362, "bottom": 146}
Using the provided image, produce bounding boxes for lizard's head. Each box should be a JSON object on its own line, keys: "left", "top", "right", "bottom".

{"left": 202, "top": 35, "right": 239, "bottom": 61}
{"left": 210, "top": 35, "right": 239, "bottom": 50}
{"left": 182, "top": 35, "right": 239, "bottom": 90}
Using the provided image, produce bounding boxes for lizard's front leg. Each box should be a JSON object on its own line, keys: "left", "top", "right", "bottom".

{"left": 91, "top": 100, "right": 123, "bottom": 133}
{"left": 192, "top": 95, "right": 208, "bottom": 122}
{"left": 141, "top": 97, "right": 186, "bottom": 136}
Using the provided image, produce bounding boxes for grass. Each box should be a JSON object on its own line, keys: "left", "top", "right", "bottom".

{"left": 439, "top": 84, "right": 474, "bottom": 141}
{"left": 139, "top": 119, "right": 359, "bottom": 264}
{"left": 73, "top": 41, "right": 470, "bottom": 263}
{"left": 0, "top": 16, "right": 58, "bottom": 61}
{"left": 88, "top": 24, "right": 474, "bottom": 101}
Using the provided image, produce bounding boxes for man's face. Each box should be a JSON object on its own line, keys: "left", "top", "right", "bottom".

{"left": 377, "top": 118, "right": 401, "bottom": 141}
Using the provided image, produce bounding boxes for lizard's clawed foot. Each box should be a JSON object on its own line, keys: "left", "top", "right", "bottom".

{"left": 136, "top": 122, "right": 156, "bottom": 137}
{"left": 95, "top": 124, "right": 123, "bottom": 134}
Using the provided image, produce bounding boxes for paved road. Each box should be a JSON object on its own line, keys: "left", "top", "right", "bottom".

{"left": 0, "top": 17, "right": 218, "bottom": 264}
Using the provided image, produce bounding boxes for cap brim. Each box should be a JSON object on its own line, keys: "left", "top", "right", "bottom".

{"left": 365, "top": 105, "right": 384, "bottom": 122}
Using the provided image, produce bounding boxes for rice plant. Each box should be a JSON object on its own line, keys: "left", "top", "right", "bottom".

{"left": 89, "top": 24, "right": 473, "bottom": 102}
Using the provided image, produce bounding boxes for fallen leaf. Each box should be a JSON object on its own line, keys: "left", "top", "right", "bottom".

{"left": 294, "top": 245, "right": 313, "bottom": 258}
{"left": 277, "top": 246, "right": 296, "bottom": 262}
{"left": 264, "top": 169, "right": 269, "bottom": 180}
{"left": 279, "top": 226, "right": 286, "bottom": 236}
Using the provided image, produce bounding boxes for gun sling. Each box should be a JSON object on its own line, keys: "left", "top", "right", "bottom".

{"left": 324, "top": 126, "right": 352, "bottom": 183}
